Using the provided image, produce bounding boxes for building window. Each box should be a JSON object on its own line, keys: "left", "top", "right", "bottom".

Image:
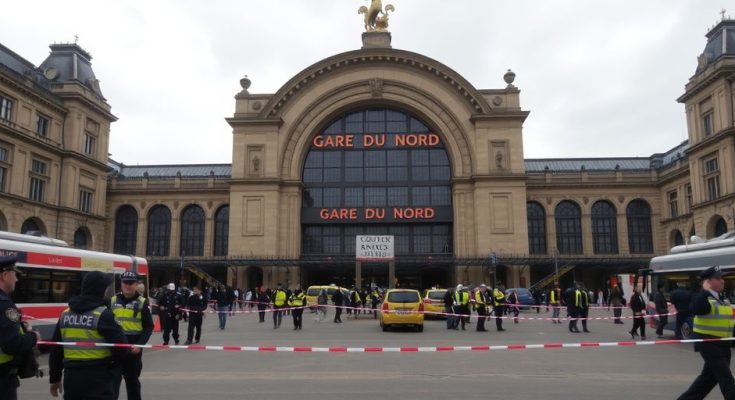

{"left": 21, "top": 218, "right": 44, "bottom": 235}
{"left": 704, "top": 157, "right": 720, "bottom": 202}
{"left": 702, "top": 111, "right": 714, "bottom": 137}
{"left": 555, "top": 201, "right": 582, "bottom": 254}
{"left": 29, "top": 159, "right": 48, "bottom": 203}
{"left": 673, "top": 230, "right": 685, "bottom": 247}
{"left": 74, "top": 228, "right": 89, "bottom": 249}
{"left": 591, "top": 201, "right": 618, "bottom": 254}
{"left": 146, "top": 205, "right": 171, "bottom": 257}
{"left": 180, "top": 205, "right": 205, "bottom": 257}
{"left": 627, "top": 199, "right": 653, "bottom": 253}
{"left": 714, "top": 217, "right": 728, "bottom": 237}
{"left": 78, "top": 189, "right": 93, "bottom": 213}
{"left": 83, "top": 134, "right": 96, "bottom": 156}
{"left": 526, "top": 202, "right": 547, "bottom": 254}
{"left": 213, "top": 205, "right": 229, "bottom": 256}
{"left": 36, "top": 115, "right": 49, "bottom": 137}
{"left": 685, "top": 184, "right": 692, "bottom": 213}
{"left": 0, "top": 146, "right": 9, "bottom": 193}
{"left": 0, "top": 96, "right": 12, "bottom": 121}
{"left": 302, "top": 224, "right": 451, "bottom": 255}
{"left": 668, "top": 190, "right": 678, "bottom": 218}
{"left": 113, "top": 205, "right": 138, "bottom": 255}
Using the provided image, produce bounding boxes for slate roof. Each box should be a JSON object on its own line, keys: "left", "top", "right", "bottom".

{"left": 109, "top": 162, "right": 232, "bottom": 179}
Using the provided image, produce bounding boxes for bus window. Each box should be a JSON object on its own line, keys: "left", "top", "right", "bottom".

{"left": 12, "top": 268, "right": 83, "bottom": 304}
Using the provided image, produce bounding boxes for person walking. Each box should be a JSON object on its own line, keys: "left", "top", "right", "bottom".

{"left": 492, "top": 284, "right": 506, "bottom": 331}
{"left": 49, "top": 271, "right": 128, "bottom": 399}
{"left": 184, "top": 286, "right": 207, "bottom": 345}
{"left": 271, "top": 283, "right": 288, "bottom": 329}
{"left": 157, "top": 283, "right": 183, "bottom": 344}
{"left": 567, "top": 284, "right": 580, "bottom": 333}
{"left": 577, "top": 283, "right": 591, "bottom": 333}
{"left": 317, "top": 289, "right": 329, "bottom": 322}
{"left": 444, "top": 287, "right": 456, "bottom": 329}
{"left": 609, "top": 284, "right": 625, "bottom": 324}
{"left": 654, "top": 285, "right": 669, "bottom": 338}
{"left": 332, "top": 287, "right": 344, "bottom": 323}
{"left": 0, "top": 256, "right": 41, "bottom": 400}
{"left": 289, "top": 287, "right": 306, "bottom": 330}
{"left": 670, "top": 282, "right": 693, "bottom": 339}
{"left": 110, "top": 271, "right": 153, "bottom": 400}
{"left": 213, "top": 285, "right": 229, "bottom": 330}
{"left": 370, "top": 288, "right": 381, "bottom": 319}
{"left": 257, "top": 287, "right": 269, "bottom": 323}
{"left": 677, "top": 266, "right": 735, "bottom": 399}
{"left": 453, "top": 285, "right": 469, "bottom": 330}
{"left": 507, "top": 289, "right": 520, "bottom": 324}
{"left": 629, "top": 284, "right": 647, "bottom": 340}
{"left": 474, "top": 284, "right": 488, "bottom": 332}
{"left": 549, "top": 284, "right": 561, "bottom": 324}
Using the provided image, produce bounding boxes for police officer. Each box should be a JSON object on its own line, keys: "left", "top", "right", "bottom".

{"left": 0, "top": 255, "right": 40, "bottom": 400}
{"left": 185, "top": 286, "right": 207, "bottom": 344}
{"left": 157, "top": 283, "right": 182, "bottom": 345}
{"left": 49, "top": 271, "right": 128, "bottom": 399}
{"left": 549, "top": 283, "right": 561, "bottom": 324}
{"left": 453, "top": 284, "right": 469, "bottom": 330}
{"left": 474, "top": 284, "right": 488, "bottom": 332}
{"left": 110, "top": 271, "right": 153, "bottom": 400}
{"left": 272, "top": 283, "right": 287, "bottom": 329}
{"left": 492, "top": 283, "right": 506, "bottom": 331}
{"left": 289, "top": 287, "right": 306, "bottom": 330}
{"left": 576, "top": 282, "right": 591, "bottom": 333}
{"left": 678, "top": 266, "right": 735, "bottom": 399}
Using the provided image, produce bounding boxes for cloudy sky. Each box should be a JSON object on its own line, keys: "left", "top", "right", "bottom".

{"left": 0, "top": 0, "right": 729, "bottom": 165}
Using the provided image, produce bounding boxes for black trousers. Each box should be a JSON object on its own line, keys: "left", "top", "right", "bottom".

{"left": 162, "top": 314, "right": 179, "bottom": 344}
{"left": 0, "top": 375, "right": 19, "bottom": 400}
{"left": 613, "top": 307, "right": 622, "bottom": 322}
{"left": 568, "top": 309, "right": 579, "bottom": 332}
{"left": 580, "top": 308, "right": 589, "bottom": 331}
{"left": 273, "top": 307, "right": 283, "bottom": 328}
{"left": 494, "top": 306, "right": 504, "bottom": 330}
{"left": 631, "top": 315, "right": 646, "bottom": 338}
{"left": 112, "top": 352, "right": 143, "bottom": 400}
{"left": 292, "top": 308, "right": 303, "bottom": 329}
{"left": 675, "top": 312, "right": 689, "bottom": 339}
{"left": 678, "top": 344, "right": 735, "bottom": 400}
{"left": 187, "top": 314, "right": 203, "bottom": 342}
{"left": 258, "top": 306, "right": 266, "bottom": 322}
{"left": 334, "top": 306, "right": 343, "bottom": 322}
{"left": 64, "top": 366, "right": 116, "bottom": 400}
{"left": 656, "top": 315, "right": 668, "bottom": 336}
{"left": 476, "top": 306, "right": 487, "bottom": 331}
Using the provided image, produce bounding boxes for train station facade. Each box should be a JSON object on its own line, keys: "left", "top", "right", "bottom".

{"left": 2, "top": 19, "right": 735, "bottom": 291}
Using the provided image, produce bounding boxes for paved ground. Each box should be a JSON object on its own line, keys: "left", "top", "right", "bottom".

{"left": 18, "top": 307, "right": 730, "bottom": 399}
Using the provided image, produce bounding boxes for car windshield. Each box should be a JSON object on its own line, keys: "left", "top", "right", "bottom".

{"left": 388, "top": 291, "right": 420, "bottom": 303}
{"left": 427, "top": 291, "right": 446, "bottom": 300}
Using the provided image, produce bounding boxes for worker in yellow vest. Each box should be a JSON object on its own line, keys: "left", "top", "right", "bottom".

{"left": 272, "top": 283, "right": 288, "bottom": 329}
{"left": 474, "top": 284, "right": 489, "bottom": 332}
{"left": 549, "top": 283, "right": 561, "bottom": 324}
{"left": 288, "top": 287, "right": 307, "bottom": 330}
{"left": 492, "top": 283, "right": 506, "bottom": 331}
{"left": 678, "top": 266, "right": 735, "bottom": 399}
{"left": 110, "top": 271, "right": 153, "bottom": 400}
{"left": 453, "top": 284, "right": 469, "bottom": 330}
{"left": 49, "top": 271, "right": 128, "bottom": 399}
{"left": 0, "top": 256, "right": 40, "bottom": 400}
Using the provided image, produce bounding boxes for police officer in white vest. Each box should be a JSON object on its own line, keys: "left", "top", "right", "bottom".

{"left": 110, "top": 271, "right": 153, "bottom": 400}
{"left": 678, "top": 266, "right": 735, "bottom": 400}
{"left": 0, "top": 255, "right": 40, "bottom": 400}
{"left": 49, "top": 271, "right": 128, "bottom": 399}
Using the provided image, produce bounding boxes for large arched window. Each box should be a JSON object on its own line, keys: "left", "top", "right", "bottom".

{"left": 74, "top": 227, "right": 90, "bottom": 249}
{"left": 146, "top": 205, "right": 171, "bottom": 256}
{"left": 672, "top": 230, "right": 685, "bottom": 247}
{"left": 114, "top": 205, "right": 138, "bottom": 254}
{"left": 555, "top": 201, "right": 582, "bottom": 254}
{"left": 213, "top": 205, "right": 229, "bottom": 256}
{"left": 714, "top": 217, "right": 728, "bottom": 237}
{"left": 591, "top": 201, "right": 618, "bottom": 254}
{"left": 627, "top": 200, "right": 653, "bottom": 253}
{"left": 21, "top": 217, "right": 45, "bottom": 235}
{"left": 527, "top": 202, "right": 546, "bottom": 254}
{"left": 0, "top": 211, "right": 7, "bottom": 231}
{"left": 180, "top": 205, "right": 205, "bottom": 257}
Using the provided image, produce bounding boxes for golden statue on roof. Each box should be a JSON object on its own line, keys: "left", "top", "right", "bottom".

{"left": 358, "top": 0, "right": 395, "bottom": 32}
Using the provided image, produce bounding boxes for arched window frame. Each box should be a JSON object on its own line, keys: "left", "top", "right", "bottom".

{"left": 180, "top": 205, "right": 205, "bottom": 257}
{"left": 213, "top": 205, "right": 229, "bottom": 256}
{"left": 626, "top": 200, "right": 653, "bottom": 253}
{"left": 591, "top": 201, "right": 618, "bottom": 254}
{"left": 526, "top": 202, "right": 547, "bottom": 254}
{"left": 114, "top": 205, "right": 138, "bottom": 254}
{"left": 555, "top": 201, "right": 582, "bottom": 254}
{"left": 146, "top": 205, "right": 171, "bottom": 257}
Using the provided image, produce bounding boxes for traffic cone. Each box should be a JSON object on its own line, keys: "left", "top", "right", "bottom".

{"left": 153, "top": 315, "right": 161, "bottom": 332}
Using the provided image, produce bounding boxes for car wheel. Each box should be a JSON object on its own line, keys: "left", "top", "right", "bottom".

{"left": 382, "top": 324, "right": 389, "bottom": 332}
{"left": 416, "top": 325, "right": 423, "bottom": 332}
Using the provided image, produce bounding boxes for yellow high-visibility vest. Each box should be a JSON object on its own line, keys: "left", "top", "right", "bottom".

{"left": 59, "top": 306, "right": 112, "bottom": 361}
{"left": 474, "top": 290, "right": 486, "bottom": 306}
{"left": 110, "top": 295, "right": 146, "bottom": 335}
{"left": 289, "top": 293, "right": 306, "bottom": 307}
{"left": 454, "top": 292, "right": 469, "bottom": 305}
{"left": 274, "top": 290, "right": 287, "bottom": 307}
{"left": 693, "top": 298, "right": 735, "bottom": 338}
{"left": 493, "top": 288, "right": 505, "bottom": 305}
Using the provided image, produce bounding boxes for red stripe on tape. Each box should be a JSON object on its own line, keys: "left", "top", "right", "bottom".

{"left": 329, "top": 347, "right": 347, "bottom": 352}
{"left": 543, "top": 343, "right": 563, "bottom": 348}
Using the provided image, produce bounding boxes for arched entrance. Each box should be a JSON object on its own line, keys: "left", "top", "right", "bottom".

{"left": 247, "top": 267, "right": 264, "bottom": 290}
{"left": 300, "top": 108, "right": 453, "bottom": 290}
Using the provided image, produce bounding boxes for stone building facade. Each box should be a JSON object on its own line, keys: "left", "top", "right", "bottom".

{"left": 2, "top": 20, "right": 735, "bottom": 292}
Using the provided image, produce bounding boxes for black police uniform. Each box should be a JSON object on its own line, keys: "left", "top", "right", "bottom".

{"left": 111, "top": 272, "right": 153, "bottom": 400}
{"left": 0, "top": 257, "right": 38, "bottom": 400}
{"left": 157, "top": 288, "right": 183, "bottom": 345}
{"left": 185, "top": 291, "right": 208, "bottom": 344}
{"left": 678, "top": 266, "right": 735, "bottom": 400}
{"left": 49, "top": 271, "right": 129, "bottom": 400}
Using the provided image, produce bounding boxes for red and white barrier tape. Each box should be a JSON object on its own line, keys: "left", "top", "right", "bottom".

{"left": 36, "top": 337, "right": 735, "bottom": 353}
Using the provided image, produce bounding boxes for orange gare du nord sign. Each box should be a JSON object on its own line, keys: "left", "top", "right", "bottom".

{"left": 311, "top": 133, "right": 442, "bottom": 149}
{"left": 319, "top": 207, "right": 435, "bottom": 221}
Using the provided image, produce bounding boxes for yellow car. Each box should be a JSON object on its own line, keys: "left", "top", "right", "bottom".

{"left": 305, "top": 285, "right": 347, "bottom": 310}
{"left": 422, "top": 289, "right": 447, "bottom": 319}
{"left": 380, "top": 289, "right": 424, "bottom": 332}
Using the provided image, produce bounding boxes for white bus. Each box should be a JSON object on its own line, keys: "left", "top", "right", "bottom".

{"left": 0, "top": 231, "right": 148, "bottom": 339}
{"left": 646, "top": 232, "right": 735, "bottom": 338}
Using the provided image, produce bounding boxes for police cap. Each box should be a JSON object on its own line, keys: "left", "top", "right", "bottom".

{"left": 699, "top": 266, "right": 729, "bottom": 280}
{"left": 121, "top": 271, "right": 140, "bottom": 282}
{"left": 0, "top": 255, "right": 22, "bottom": 276}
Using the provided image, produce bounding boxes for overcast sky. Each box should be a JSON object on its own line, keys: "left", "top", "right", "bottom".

{"left": 0, "top": 0, "right": 729, "bottom": 165}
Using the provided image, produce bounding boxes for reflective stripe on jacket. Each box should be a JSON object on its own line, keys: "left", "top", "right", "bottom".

{"left": 693, "top": 298, "right": 735, "bottom": 338}
{"left": 59, "top": 306, "right": 112, "bottom": 361}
